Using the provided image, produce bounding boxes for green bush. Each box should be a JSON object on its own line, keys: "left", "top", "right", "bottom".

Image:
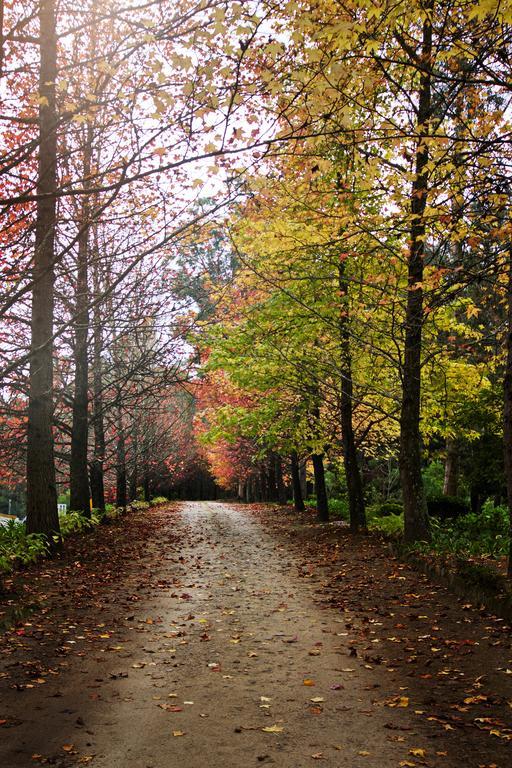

{"left": 422, "top": 461, "right": 445, "bottom": 498}
{"left": 328, "top": 498, "right": 349, "bottom": 520}
{"left": 150, "top": 496, "right": 168, "bottom": 505}
{"left": 368, "top": 512, "right": 404, "bottom": 536}
{"left": 370, "top": 501, "right": 403, "bottom": 518}
{"left": 129, "top": 500, "right": 150, "bottom": 510}
{"left": 58, "top": 510, "right": 95, "bottom": 538}
{"left": 427, "top": 494, "right": 469, "bottom": 520}
{"left": 0, "top": 521, "right": 49, "bottom": 573}
{"left": 426, "top": 500, "right": 509, "bottom": 558}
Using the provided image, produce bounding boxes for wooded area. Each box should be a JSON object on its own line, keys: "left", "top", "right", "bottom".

{"left": 1, "top": 0, "right": 512, "bottom": 575}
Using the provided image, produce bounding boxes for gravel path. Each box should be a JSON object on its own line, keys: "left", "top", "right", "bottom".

{"left": 0, "top": 501, "right": 510, "bottom": 767}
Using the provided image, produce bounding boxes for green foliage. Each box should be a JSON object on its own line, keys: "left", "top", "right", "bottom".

{"left": 0, "top": 521, "right": 49, "bottom": 573}
{"left": 130, "top": 500, "right": 150, "bottom": 510}
{"left": 327, "top": 498, "right": 349, "bottom": 520}
{"left": 58, "top": 510, "right": 95, "bottom": 537}
{"left": 419, "top": 500, "right": 510, "bottom": 558}
{"left": 150, "top": 496, "right": 168, "bottom": 504}
{"left": 422, "top": 461, "right": 445, "bottom": 499}
{"left": 368, "top": 511, "right": 404, "bottom": 536}
{"left": 370, "top": 501, "right": 403, "bottom": 518}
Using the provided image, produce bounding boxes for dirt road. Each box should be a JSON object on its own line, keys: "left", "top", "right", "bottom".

{"left": 0, "top": 502, "right": 510, "bottom": 767}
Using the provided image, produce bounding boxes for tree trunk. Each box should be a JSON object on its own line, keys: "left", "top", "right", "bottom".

{"left": 267, "top": 455, "right": 278, "bottom": 501}
{"left": 69, "top": 138, "right": 92, "bottom": 515}
{"left": 299, "top": 459, "right": 307, "bottom": 500}
{"left": 291, "top": 451, "right": 305, "bottom": 511}
{"left": 503, "top": 247, "right": 512, "bottom": 578}
{"left": 339, "top": 261, "right": 366, "bottom": 531}
{"left": 26, "top": 0, "right": 60, "bottom": 539}
{"left": 143, "top": 472, "right": 151, "bottom": 503}
{"left": 89, "top": 242, "right": 105, "bottom": 511}
{"left": 116, "top": 410, "right": 127, "bottom": 509}
{"left": 443, "top": 437, "right": 459, "bottom": 497}
{"left": 275, "top": 455, "right": 287, "bottom": 504}
{"left": 399, "top": 6, "right": 432, "bottom": 543}
{"left": 312, "top": 453, "right": 329, "bottom": 522}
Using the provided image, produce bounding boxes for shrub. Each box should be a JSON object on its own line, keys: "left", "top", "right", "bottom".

{"left": 130, "top": 500, "right": 150, "bottom": 511}
{"left": 327, "top": 498, "right": 349, "bottom": 520}
{"left": 371, "top": 501, "right": 403, "bottom": 518}
{"left": 58, "top": 510, "right": 94, "bottom": 537}
{"left": 422, "top": 461, "right": 445, "bottom": 499}
{"left": 368, "top": 512, "right": 404, "bottom": 536}
{"left": 427, "top": 495, "right": 469, "bottom": 520}
{"left": 419, "top": 500, "right": 509, "bottom": 558}
{"left": 0, "top": 521, "right": 49, "bottom": 573}
{"left": 150, "top": 496, "right": 168, "bottom": 505}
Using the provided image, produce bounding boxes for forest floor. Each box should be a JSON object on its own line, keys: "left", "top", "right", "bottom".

{"left": 0, "top": 501, "right": 511, "bottom": 768}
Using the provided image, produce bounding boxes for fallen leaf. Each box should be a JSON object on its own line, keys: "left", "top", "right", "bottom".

{"left": 173, "top": 730, "right": 185, "bottom": 737}
{"left": 262, "top": 724, "right": 284, "bottom": 733}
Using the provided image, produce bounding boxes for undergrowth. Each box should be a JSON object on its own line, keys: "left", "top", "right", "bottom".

{"left": 0, "top": 496, "right": 166, "bottom": 577}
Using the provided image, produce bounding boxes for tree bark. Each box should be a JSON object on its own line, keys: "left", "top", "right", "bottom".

{"left": 399, "top": 4, "right": 432, "bottom": 543}
{"left": 299, "top": 459, "right": 307, "bottom": 500}
{"left": 291, "top": 451, "right": 305, "bottom": 511}
{"left": 267, "top": 455, "right": 278, "bottom": 501}
{"left": 339, "top": 261, "right": 366, "bottom": 531}
{"left": 443, "top": 437, "right": 459, "bottom": 497}
{"left": 275, "top": 455, "right": 287, "bottom": 504}
{"left": 503, "top": 247, "right": 512, "bottom": 578}
{"left": 69, "top": 132, "right": 92, "bottom": 516}
{"left": 89, "top": 243, "right": 105, "bottom": 511}
{"left": 143, "top": 471, "right": 151, "bottom": 503}
{"left": 116, "top": 409, "right": 127, "bottom": 509}
{"left": 26, "top": 0, "right": 60, "bottom": 539}
{"left": 312, "top": 453, "right": 329, "bottom": 522}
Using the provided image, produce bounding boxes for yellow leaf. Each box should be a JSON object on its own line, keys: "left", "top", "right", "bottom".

{"left": 173, "top": 730, "right": 185, "bottom": 737}
{"left": 262, "top": 724, "right": 284, "bottom": 733}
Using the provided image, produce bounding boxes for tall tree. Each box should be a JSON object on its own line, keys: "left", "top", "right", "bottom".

{"left": 26, "top": 0, "right": 60, "bottom": 538}
{"left": 399, "top": 2, "right": 433, "bottom": 542}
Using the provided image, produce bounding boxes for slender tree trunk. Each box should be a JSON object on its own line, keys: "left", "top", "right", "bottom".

{"left": 443, "top": 437, "right": 459, "bottom": 497}
{"left": 129, "top": 420, "right": 138, "bottom": 501}
{"left": 299, "top": 459, "right": 307, "bottom": 500}
{"left": 69, "top": 132, "right": 92, "bottom": 515}
{"left": 116, "top": 408, "right": 127, "bottom": 508}
{"left": 312, "top": 453, "right": 329, "bottom": 522}
{"left": 291, "top": 451, "right": 305, "bottom": 511}
{"left": 26, "top": 0, "right": 60, "bottom": 538}
{"left": 267, "top": 454, "right": 278, "bottom": 501}
{"left": 143, "top": 471, "right": 151, "bottom": 503}
{"left": 275, "top": 455, "right": 287, "bottom": 504}
{"left": 503, "top": 247, "right": 512, "bottom": 578}
{"left": 129, "top": 466, "right": 138, "bottom": 501}
{"left": 339, "top": 261, "right": 366, "bottom": 530}
{"left": 89, "top": 245, "right": 105, "bottom": 511}
{"left": 399, "top": 5, "right": 432, "bottom": 543}
{"left": 0, "top": 0, "right": 4, "bottom": 79}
